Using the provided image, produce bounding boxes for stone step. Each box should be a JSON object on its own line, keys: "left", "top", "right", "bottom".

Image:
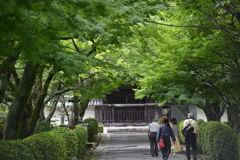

{"left": 104, "top": 126, "right": 148, "bottom": 133}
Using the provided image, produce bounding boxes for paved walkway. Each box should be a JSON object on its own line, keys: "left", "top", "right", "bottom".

{"left": 90, "top": 126, "right": 201, "bottom": 160}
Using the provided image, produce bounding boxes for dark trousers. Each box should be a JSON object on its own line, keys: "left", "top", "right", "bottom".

{"left": 149, "top": 132, "right": 158, "bottom": 156}
{"left": 161, "top": 135, "right": 171, "bottom": 160}
{"left": 185, "top": 133, "right": 197, "bottom": 160}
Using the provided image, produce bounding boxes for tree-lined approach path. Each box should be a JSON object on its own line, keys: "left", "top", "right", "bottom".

{"left": 90, "top": 128, "right": 204, "bottom": 160}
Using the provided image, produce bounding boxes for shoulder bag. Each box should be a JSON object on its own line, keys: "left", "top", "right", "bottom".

{"left": 158, "top": 125, "right": 165, "bottom": 149}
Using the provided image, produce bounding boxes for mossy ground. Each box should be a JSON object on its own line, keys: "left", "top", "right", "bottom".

{"left": 78, "top": 134, "right": 102, "bottom": 160}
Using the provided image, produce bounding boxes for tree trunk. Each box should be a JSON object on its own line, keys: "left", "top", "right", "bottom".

{"left": 4, "top": 62, "right": 38, "bottom": 140}
{"left": 79, "top": 99, "right": 90, "bottom": 120}
{"left": 200, "top": 101, "right": 225, "bottom": 121}
{"left": 60, "top": 113, "right": 65, "bottom": 124}
{"left": 71, "top": 96, "right": 79, "bottom": 126}
{"left": 62, "top": 100, "right": 70, "bottom": 125}
{"left": 18, "top": 69, "right": 55, "bottom": 139}
{"left": 227, "top": 107, "right": 240, "bottom": 132}
{"left": 43, "top": 95, "right": 60, "bottom": 124}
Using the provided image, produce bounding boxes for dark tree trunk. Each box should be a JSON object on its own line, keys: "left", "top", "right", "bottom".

{"left": 43, "top": 95, "right": 60, "bottom": 124}
{"left": 71, "top": 96, "right": 79, "bottom": 126}
{"left": 60, "top": 113, "right": 65, "bottom": 124}
{"left": 18, "top": 69, "right": 55, "bottom": 139}
{"left": 201, "top": 101, "right": 225, "bottom": 121}
{"left": 62, "top": 99, "right": 70, "bottom": 125}
{"left": 227, "top": 107, "right": 240, "bottom": 133}
{"left": 79, "top": 99, "right": 90, "bottom": 121}
{"left": 4, "top": 62, "right": 38, "bottom": 140}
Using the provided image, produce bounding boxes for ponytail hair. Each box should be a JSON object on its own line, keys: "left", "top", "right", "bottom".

{"left": 161, "top": 116, "right": 170, "bottom": 127}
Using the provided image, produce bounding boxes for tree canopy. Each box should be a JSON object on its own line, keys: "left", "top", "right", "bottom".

{"left": 1, "top": 0, "right": 240, "bottom": 140}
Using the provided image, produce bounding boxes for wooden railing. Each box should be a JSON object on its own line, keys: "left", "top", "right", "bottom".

{"left": 95, "top": 103, "right": 162, "bottom": 124}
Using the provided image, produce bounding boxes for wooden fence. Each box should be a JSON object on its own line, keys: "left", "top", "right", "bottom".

{"left": 95, "top": 103, "right": 162, "bottom": 125}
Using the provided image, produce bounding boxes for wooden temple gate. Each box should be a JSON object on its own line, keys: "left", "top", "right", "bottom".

{"left": 95, "top": 103, "right": 162, "bottom": 125}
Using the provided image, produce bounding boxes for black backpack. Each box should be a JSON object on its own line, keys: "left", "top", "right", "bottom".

{"left": 182, "top": 119, "right": 194, "bottom": 137}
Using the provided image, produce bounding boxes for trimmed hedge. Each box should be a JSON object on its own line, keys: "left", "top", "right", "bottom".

{"left": 23, "top": 132, "right": 67, "bottom": 160}
{"left": 177, "top": 120, "right": 185, "bottom": 143}
{"left": 0, "top": 117, "right": 6, "bottom": 139}
{"left": 75, "top": 125, "right": 88, "bottom": 158}
{"left": 51, "top": 128, "right": 78, "bottom": 160}
{"left": 238, "top": 133, "right": 240, "bottom": 159}
{"left": 34, "top": 120, "right": 55, "bottom": 134}
{"left": 0, "top": 126, "right": 89, "bottom": 160}
{"left": 200, "top": 121, "right": 238, "bottom": 160}
{"left": 0, "top": 140, "right": 34, "bottom": 160}
{"left": 84, "top": 118, "right": 98, "bottom": 141}
{"left": 98, "top": 125, "right": 104, "bottom": 133}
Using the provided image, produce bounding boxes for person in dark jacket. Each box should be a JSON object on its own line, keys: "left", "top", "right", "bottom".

{"left": 156, "top": 116, "right": 176, "bottom": 160}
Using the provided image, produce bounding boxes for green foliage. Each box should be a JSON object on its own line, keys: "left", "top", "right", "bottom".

{"left": 51, "top": 128, "right": 78, "bottom": 160}
{"left": 197, "top": 121, "right": 205, "bottom": 154}
{"left": 23, "top": 132, "right": 67, "bottom": 160}
{"left": 34, "top": 121, "right": 55, "bottom": 133}
{"left": 0, "top": 117, "right": 6, "bottom": 138}
{"left": 177, "top": 120, "right": 185, "bottom": 143}
{"left": 98, "top": 125, "right": 104, "bottom": 133}
{"left": 200, "top": 121, "right": 238, "bottom": 160}
{"left": 197, "top": 119, "right": 205, "bottom": 123}
{"left": 75, "top": 125, "right": 88, "bottom": 158}
{"left": 157, "top": 118, "right": 162, "bottom": 125}
{"left": 238, "top": 133, "right": 240, "bottom": 159}
{"left": 58, "top": 124, "right": 68, "bottom": 127}
{"left": 0, "top": 140, "right": 34, "bottom": 160}
{"left": 84, "top": 118, "right": 98, "bottom": 141}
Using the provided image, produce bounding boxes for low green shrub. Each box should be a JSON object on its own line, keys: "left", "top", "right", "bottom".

{"left": 51, "top": 128, "right": 78, "bottom": 160}
{"left": 23, "top": 132, "right": 66, "bottom": 160}
{"left": 0, "top": 117, "right": 6, "bottom": 139}
{"left": 84, "top": 118, "right": 98, "bottom": 129}
{"left": 197, "top": 119, "right": 205, "bottom": 123}
{"left": 200, "top": 121, "right": 238, "bottom": 160}
{"left": 238, "top": 133, "right": 240, "bottom": 159}
{"left": 197, "top": 121, "right": 205, "bottom": 154}
{"left": 0, "top": 139, "right": 34, "bottom": 160}
{"left": 84, "top": 118, "right": 98, "bottom": 141}
{"left": 58, "top": 124, "right": 68, "bottom": 127}
{"left": 177, "top": 120, "right": 185, "bottom": 144}
{"left": 75, "top": 125, "right": 88, "bottom": 158}
{"left": 98, "top": 125, "right": 104, "bottom": 133}
{"left": 34, "top": 120, "right": 55, "bottom": 133}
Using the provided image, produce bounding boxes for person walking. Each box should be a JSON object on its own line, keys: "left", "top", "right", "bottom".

{"left": 148, "top": 119, "right": 160, "bottom": 157}
{"left": 183, "top": 113, "right": 199, "bottom": 160}
{"left": 156, "top": 116, "right": 176, "bottom": 160}
{"left": 170, "top": 117, "right": 181, "bottom": 156}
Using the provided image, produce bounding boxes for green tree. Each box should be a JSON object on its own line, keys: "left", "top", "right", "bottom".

{"left": 1, "top": 0, "right": 166, "bottom": 140}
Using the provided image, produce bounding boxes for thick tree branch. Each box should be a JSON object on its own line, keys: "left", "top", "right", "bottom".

{"left": 145, "top": 20, "right": 221, "bottom": 29}
{"left": 145, "top": 18, "right": 240, "bottom": 36}
{"left": 43, "top": 85, "right": 84, "bottom": 106}
{"left": 72, "top": 39, "right": 82, "bottom": 54}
